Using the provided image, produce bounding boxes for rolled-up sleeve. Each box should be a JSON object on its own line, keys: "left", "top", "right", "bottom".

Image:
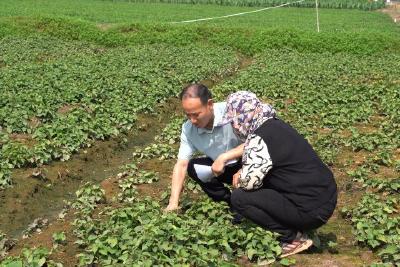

{"left": 177, "top": 124, "right": 196, "bottom": 161}
{"left": 239, "top": 134, "right": 273, "bottom": 190}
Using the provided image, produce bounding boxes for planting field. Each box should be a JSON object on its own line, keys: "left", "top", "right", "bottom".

{"left": 0, "top": 0, "right": 396, "bottom": 32}
{"left": 1, "top": 0, "right": 400, "bottom": 266}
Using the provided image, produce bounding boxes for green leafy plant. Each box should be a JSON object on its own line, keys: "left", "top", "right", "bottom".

{"left": 52, "top": 232, "right": 67, "bottom": 247}
{"left": 75, "top": 197, "right": 281, "bottom": 266}
{"left": 72, "top": 183, "right": 106, "bottom": 213}
{"left": 132, "top": 143, "right": 176, "bottom": 161}
{"left": 0, "top": 247, "right": 63, "bottom": 267}
{"left": 342, "top": 194, "right": 399, "bottom": 265}
{"left": 116, "top": 177, "right": 138, "bottom": 203}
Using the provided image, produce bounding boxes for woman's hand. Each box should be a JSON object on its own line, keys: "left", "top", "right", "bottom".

{"left": 233, "top": 169, "right": 241, "bottom": 188}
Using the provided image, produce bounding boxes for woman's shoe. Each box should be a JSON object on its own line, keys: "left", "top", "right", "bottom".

{"left": 280, "top": 233, "right": 313, "bottom": 258}
{"left": 229, "top": 206, "right": 244, "bottom": 224}
{"left": 231, "top": 212, "right": 244, "bottom": 224}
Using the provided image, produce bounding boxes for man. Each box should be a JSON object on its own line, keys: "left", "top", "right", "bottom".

{"left": 165, "top": 83, "right": 244, "bottom": 212}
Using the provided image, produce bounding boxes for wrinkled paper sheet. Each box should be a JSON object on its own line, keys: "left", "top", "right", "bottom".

{"left": 194, "top": 159, "right": 238, "bottom": 182}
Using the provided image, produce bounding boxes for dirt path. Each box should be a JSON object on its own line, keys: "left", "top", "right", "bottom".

{"left": 380, "top": 1, "right": 400, "bottom": 23}
{"left": 0, "top": 100, "right": 180, "bottom": 239}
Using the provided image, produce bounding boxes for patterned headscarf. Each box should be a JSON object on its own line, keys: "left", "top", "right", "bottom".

{"left": 219, "top": 91, "right": 276, "bottom": 142}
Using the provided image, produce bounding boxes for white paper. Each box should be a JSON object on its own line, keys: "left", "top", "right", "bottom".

{"left": 194, "top": 159, "right": 238, "bottom": 183}
{"left": 225, "top": 159, "right": 238, "bottom": 166}
{"left": 193, "top": 164, "right": 214, "bottom": 183}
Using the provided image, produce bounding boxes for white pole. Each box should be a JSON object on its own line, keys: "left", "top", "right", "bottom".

{"left": 315, "top": 0, "right": 320, "bottom": 32}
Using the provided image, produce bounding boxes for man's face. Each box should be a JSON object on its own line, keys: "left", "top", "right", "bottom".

{"left": 182, "top": 98, "right": 214, "bottom": 129}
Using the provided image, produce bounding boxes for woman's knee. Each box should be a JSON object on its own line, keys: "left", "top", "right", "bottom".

{"left": 230, "top": 188, "right": 247, "bottom": 211}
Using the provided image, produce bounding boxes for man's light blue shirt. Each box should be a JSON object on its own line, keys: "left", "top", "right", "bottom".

{"left": 177, "top": 102, "right": 241, "bottom": 161}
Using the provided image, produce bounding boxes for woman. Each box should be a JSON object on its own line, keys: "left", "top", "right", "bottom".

{"left": 220, "top": 91, "right": 337, "bottom": 257}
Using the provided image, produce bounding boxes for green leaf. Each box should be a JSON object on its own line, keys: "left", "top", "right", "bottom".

{"left": 280, "top": 258, "right": 296, "bottom": 266}
{"left": 4, "top": 260, "right": 23, "bottom": 267}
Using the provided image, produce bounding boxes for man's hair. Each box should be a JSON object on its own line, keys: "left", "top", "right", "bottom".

{"left": 179, "top": 83, "right": 212, "bottom": 105}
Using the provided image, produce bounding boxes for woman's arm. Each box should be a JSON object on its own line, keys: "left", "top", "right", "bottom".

{"left": 239, "top": 134, "right": 273, "bottom": 190}
{"left": 211, "top": 144, "right": 244, "bottom": 176}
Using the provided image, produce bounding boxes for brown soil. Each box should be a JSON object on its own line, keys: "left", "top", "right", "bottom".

{"left": 292, "top": 214, "right": 381, "bottom": 267}
{"left": 9, "top": 134, "right": 36, "bottom": 147}
{"left": 96, "top": 23, "right": 115, "bottom": 31}
{"left": 380, "top": 2, "right": 400, "bottom": 23}
{"left": 335, "top": 147, "right": 370, "bottom": 167}
{"left": 8, "top": 159, "right": 176, "bottom": 265}
{"left": 28, "top": 116, "right": 41, "bottom": 129}
{"left": 376, "top": 165, "right": 399, "bottom": 178}
{"left": 136, "top": 158, "right": 175, "bottom": 197}
{"left": 8, "top": 212, "right": 78, "bottom": 266}
{"left": 1, "top": 55, "right": 386, "bottom": 266}
{"left": 395, "top": 148, "right": 400, "bottom": 161}
{"left": 57, "top": 104, "right": 82, "bottom": 114}
{"left": 0, "top": 99, "right": 180, "bottom": 239}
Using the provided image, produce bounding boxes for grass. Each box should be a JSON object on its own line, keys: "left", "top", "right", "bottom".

{"left": 0, "top": 0, "right": 397, "bottom": 34}
{"left": 0, "top": 1, "right": 399, "bottom": 56}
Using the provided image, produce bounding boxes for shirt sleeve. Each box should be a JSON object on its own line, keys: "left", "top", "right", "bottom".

{"left": 239, "top": 134, "right": 273, "bottom": 190}
{"left": 177, "top": 123, "right": 197, "bottom": 161}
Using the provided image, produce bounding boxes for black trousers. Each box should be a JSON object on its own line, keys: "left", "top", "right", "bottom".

{"left": 231, "top": 187, "right": 337, "bottom": 243}
{"left": 187, "top": 157, "right": 242, "bottom": 205}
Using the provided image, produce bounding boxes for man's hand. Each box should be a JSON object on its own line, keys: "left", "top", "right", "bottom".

{"left": 211, "top": 154, "right": 227, "bottom": 177}
{"left": 164, "top": 202, "right": 179, "bottom": 213}
{"left": 164, "top": 159, "right": 188, "bottom": 213}
{"left": 233, "top": 169, "right": 241, "bottom": 189}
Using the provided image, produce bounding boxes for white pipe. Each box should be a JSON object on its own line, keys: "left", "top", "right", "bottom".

{"left": 315, "top": 0, "right": 320, "bottom": 32}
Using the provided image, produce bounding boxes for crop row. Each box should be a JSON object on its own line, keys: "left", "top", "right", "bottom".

{"left": 212, "top": 49, "right": 399, "bottom": 162}
{"left": 343, "top": 165, "right": 399, "bottom": 265}
{"left": 0, "top": 117, "right": 284, "bottom": 266}
{"left": 1, "top": 51, "right": 398, "bottom": 267}
{"left": 124, "top": 49, "right": 400, "bottom": 265}
{"left": 1, "top": 15, "right": 399, "bottom": 56}
{"left": 107, "top": 0, "right": 386, "bottom": 10}
{"left": 0, "top": 35, "right": 239, "bottom": 189}
{"left": 72, "top": 118, "right": 281, "bottom": 266}
{"left": 211, "top": 49, "right": 399, "bottom": 265}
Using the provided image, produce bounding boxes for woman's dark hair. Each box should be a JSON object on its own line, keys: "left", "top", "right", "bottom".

{"left": 179, "top": 83, "right": 212, "bottom": 106}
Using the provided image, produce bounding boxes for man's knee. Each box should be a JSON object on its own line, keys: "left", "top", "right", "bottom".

{"left": 231, "top": 188, "right": 247, "bottom": 211}
{"left": 186, "top": 159, "right": 196, "bottom": 180}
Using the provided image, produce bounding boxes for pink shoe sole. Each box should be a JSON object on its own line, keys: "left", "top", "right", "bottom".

{"left": 280, "top": 239, "right": 313, "bottom": 258}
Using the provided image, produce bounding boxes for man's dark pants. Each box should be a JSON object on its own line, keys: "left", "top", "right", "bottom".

{"left": 187, "top": 157, "right": 241, "bottom": 206}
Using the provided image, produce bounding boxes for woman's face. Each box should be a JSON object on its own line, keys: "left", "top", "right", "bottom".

{"left": 231, "top": 117, "right": 246, "bottom": 142}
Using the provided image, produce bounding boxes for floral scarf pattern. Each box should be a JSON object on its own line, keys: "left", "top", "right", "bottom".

{"left": 220, "top": 91, "right": 276, "bottom": 142}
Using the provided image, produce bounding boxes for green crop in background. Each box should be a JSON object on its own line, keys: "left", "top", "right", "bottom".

{"left": 0, "top": 0, "right": 393, "bottom": 30}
